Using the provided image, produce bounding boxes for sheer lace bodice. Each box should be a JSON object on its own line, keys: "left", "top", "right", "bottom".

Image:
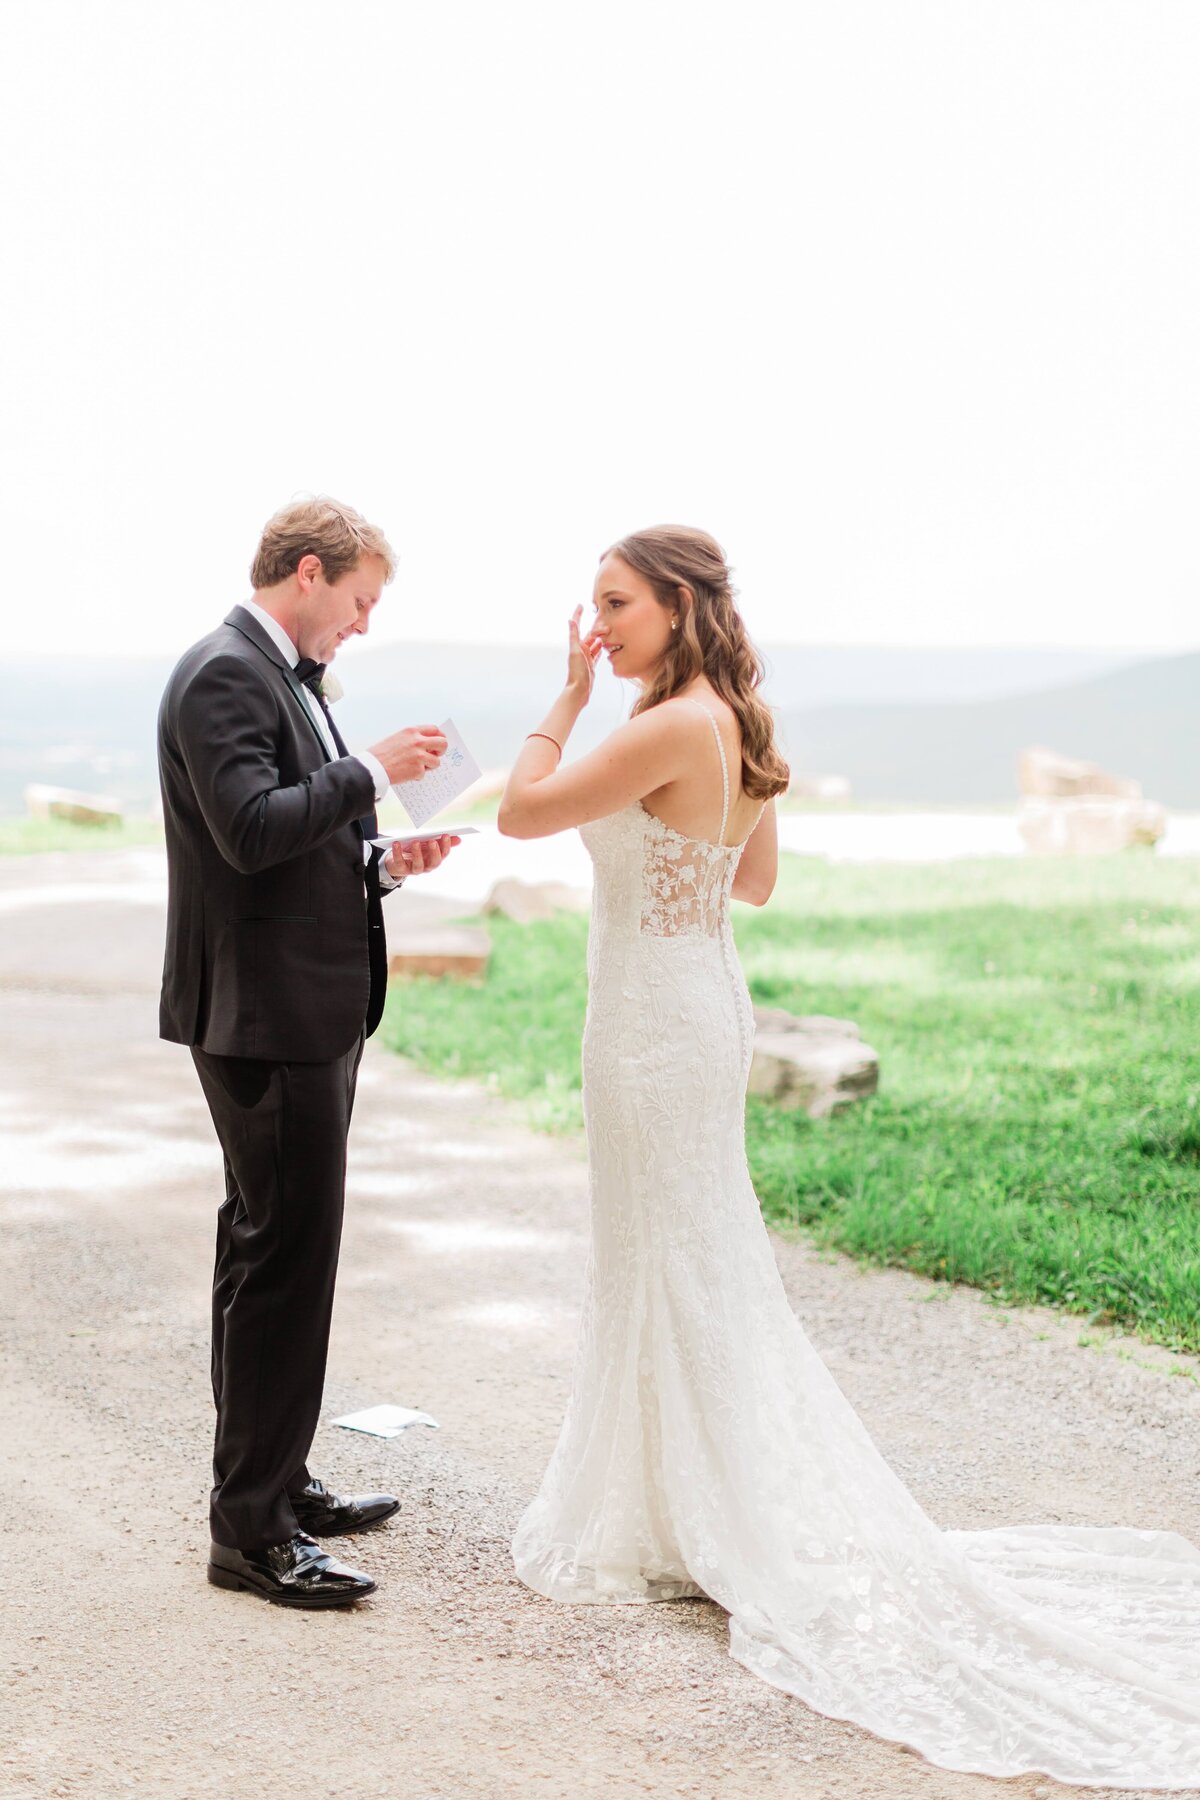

{"left": 588, "top": 701, "right": 755, "bottom": 943}
{"left": 512, "top": 706, "right": 1200, "bottom": 1790}
{"left": 639, "top": 806, "right": 738, "bottom": 938}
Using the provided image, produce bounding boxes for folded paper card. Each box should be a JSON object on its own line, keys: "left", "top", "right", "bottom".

{"left": 332, "top": 1405, "right": 440, "bottom": 1438}
{"left": 370, "top": 826, "right": 479, "bottom": 848}
{"left": 392, "top": 718, "right": 482, "bottom": 827}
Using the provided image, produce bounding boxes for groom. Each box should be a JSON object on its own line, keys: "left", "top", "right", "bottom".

{"left": 158, "top": 495, "right": 456, "bottom": 1608}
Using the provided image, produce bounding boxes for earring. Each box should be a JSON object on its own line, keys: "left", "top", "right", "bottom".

{"left": 671, "top": 619, "right": 678, "bottom": 631}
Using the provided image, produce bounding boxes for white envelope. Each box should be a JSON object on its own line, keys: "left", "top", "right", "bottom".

{"left": 332, "top": 1404, "right": 440, "bottom": 1438}
{"left": 370, "top": 826, "right": 479, "bottom": 848}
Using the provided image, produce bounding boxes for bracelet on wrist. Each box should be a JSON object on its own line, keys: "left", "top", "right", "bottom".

{"left": 526, "top": 731, "right": 563, "bottom": 757}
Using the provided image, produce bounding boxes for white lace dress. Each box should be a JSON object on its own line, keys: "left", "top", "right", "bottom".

{"left": 512, "top": 704, "right": 1200, "bottom": 1789}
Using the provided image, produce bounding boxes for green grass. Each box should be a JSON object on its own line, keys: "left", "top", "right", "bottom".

{"left": 385, "top": 910, "right": 591, "bottom": 1132}
{"left": 0, "top": 816, "right": 164, "bottom": 855}
{"left": 380, "top": 852, "right": 1200, "bottom": 1353}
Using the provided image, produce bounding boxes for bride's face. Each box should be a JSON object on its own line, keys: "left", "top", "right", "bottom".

{"left": 591, "top": 554, "right": 676, "bottom": 681}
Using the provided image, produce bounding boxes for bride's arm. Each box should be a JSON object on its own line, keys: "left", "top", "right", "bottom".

{"left": 498, "top": 608, "right": 692, "bottom": 839}
{"left": 730, "top": 802, "right": 778, "bottom": 905}
{"left": 498, "top": 702, "right": 690, "bottom": 840}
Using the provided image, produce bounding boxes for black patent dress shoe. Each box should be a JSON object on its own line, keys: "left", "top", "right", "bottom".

{"left": 207, "top": 1533, "right": 376, "bottom": 1608}
{"left": 291, "top": 1476, "right": 401, "bottom": 1537}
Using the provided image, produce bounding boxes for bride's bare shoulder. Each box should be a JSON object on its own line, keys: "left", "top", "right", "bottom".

{"left": 644, "top": 691, "right": 723, "bottom": 732}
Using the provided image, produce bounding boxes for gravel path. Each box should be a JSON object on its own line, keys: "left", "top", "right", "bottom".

{"left": 2, "top": 853, "right": 1198, "bottom": 1800}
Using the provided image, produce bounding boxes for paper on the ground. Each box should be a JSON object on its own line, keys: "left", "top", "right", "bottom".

{"left": 370, "top": 826, "right": 479, "bottom": 848}
{"left": 392, "top": 718, "right": 482, "bottom": 827}
{"left": 332, "top": 1404, "right": 440, "bottom": 1438}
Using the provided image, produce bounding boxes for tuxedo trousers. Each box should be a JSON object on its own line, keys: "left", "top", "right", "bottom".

{"left": 191, "top": 1034, "right": 365, "bottom": 1550}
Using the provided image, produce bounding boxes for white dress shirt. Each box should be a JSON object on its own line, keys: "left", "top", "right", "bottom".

{"left": 240, "top": 600, "right": 400, "bottom": 886}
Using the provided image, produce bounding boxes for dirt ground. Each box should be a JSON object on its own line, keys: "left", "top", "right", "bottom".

{"left": 2, "top": 851, "right": 1199, "bottom": 1800}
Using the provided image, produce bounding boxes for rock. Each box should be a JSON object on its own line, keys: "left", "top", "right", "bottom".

{"left": 24, "top": 783, "right": 124, "bottom": 826}
{"left": 1018, "top": 796, "right": 1166, "bottom": 856}
{"left": 483, "top": 878, "right": 589, "bottom": 923}
{"left": 1018, "top": 746, "right": 1140, "bottom": 800}
{"left": 748, "top": 1009, "right": 879, "bottom": 1118}
{"left": 753, "top": 1009, "right": 862, "bottom": 1040}
{"left": 1016, "top": 747, "right": 1165, "bottom": 855}
{"left": 388, "top": 926, "right": 491, "bottom": 981}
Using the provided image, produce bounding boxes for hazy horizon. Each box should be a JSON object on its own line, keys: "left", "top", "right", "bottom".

{"left": 3, "top": 642, "right": 1194, "bottom": 815}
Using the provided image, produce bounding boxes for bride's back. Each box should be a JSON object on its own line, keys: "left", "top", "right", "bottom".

{"left": 638, "top": 686, "right": 762, "bottom": 848}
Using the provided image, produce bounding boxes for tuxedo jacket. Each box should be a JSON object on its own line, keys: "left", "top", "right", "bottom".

{"left": 158, "top": 605, "right": 388, "bottom": 1061}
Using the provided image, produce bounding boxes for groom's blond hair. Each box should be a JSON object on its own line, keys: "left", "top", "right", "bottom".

{"left": 250, "top": 495, "right": 397, "bottom": 590}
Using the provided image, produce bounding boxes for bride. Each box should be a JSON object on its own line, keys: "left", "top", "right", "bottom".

{"left": 496, "top": 525, "right": 1200, "bottom": 1789}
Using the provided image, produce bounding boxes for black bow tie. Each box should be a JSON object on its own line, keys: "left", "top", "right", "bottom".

{"left": 294, "top": 658, "right": 326, "bottom": 695}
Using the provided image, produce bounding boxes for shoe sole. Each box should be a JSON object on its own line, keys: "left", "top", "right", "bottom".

{"left": 207, "top": 1562, "right": 376, "bottom": 1608}
{"left": 294, "top": 1501, "right": 402, "bottom": 1538}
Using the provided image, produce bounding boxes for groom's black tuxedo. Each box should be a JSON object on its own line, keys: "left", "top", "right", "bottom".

{"left": 158, "top": 605, "right": 385, "bottom": 1059}
{"left": 158, "top": 605, "right": 394, "bottom": 1551}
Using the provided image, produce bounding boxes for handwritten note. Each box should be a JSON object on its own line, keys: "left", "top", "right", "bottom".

{"left": 392, "top": 717, "right": 482, "bottom": 827}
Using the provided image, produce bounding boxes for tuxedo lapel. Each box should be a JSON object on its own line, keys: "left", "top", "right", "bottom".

{"left": 320, "top": 700, "right": 380, "bottom": 841}
{"left": 222, "top": 605, "right": 375, "bottom": 844}
{"left": 225, "top": 606, "right": 331, "bottom": 763}
{"left": 321, "top": 701, "right": 351, "bottom": 761}
{"left": 281, "top": 667, "right": 336, "bottom": 763}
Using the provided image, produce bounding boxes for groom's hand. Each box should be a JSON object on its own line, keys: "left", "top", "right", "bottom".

{"left": 370, "top": 726, "right": 448, "bottom": 785}
{"left": 384, "top": 833, "right": 460, "bottom": 879}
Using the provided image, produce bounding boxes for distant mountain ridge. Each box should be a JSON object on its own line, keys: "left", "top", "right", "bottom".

{"left": 779, "top": 652, "right": 1197, "bottom": 807}
{"left": 0, "top": 643, "right": 1191, "bottom": 813}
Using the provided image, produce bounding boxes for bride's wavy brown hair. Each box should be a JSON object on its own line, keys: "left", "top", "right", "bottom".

{"left": 605, "top": 525, "right": 790, "bottom": 801}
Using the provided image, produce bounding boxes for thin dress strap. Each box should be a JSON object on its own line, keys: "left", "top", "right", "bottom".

{"left": 684, "top": 700, "right": 730, "bottom": 846}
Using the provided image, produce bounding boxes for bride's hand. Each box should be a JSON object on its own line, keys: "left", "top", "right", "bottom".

{"left": 566, "top": 605, "right": 602, "bottom": 702}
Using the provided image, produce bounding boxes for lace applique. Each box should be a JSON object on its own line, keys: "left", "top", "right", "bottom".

{"left": 638, "top": 700, "right": 745, "bottom": 939}
{"left": 639, "top": 815, "right": 738, "bottom": 938}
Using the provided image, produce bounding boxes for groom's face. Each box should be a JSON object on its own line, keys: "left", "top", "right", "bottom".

{"left": 297, "top": 555, "right": 387, "bottom": 663}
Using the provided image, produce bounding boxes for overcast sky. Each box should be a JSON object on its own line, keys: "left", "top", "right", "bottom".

{"left": 3, "top": 1, "right": 1197, "bottom": 659}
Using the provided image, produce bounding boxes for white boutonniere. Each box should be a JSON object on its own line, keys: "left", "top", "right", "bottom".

{"left": 319, "top": 670, "right": 344, "bottom": 705}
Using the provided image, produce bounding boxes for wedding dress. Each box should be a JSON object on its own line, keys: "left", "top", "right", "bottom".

{"left": 512, "top": 701, "right": 1200, "bottom": 1789}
